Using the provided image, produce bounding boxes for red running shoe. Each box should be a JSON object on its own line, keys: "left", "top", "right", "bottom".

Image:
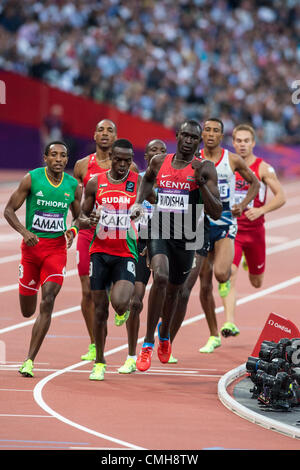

{"left": 136, "top": 346, "right": 153, "bottom": 372}
{"left": 157, "top": 322, "right": 171, "bottom": 363}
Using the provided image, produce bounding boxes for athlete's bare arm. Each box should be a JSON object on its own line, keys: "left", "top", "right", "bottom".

{"left": 65, "top": 184, "right": 83, "bottom": 248}
{"left": 229, "top": 152, "right": 260, "bottom": 217}
{"left": 73, "top": 157, "right": 89, "bottom": 184}
{"left": 4, "top": 174, "right": 39, "bottom": 246}
{"left": 135, "top": 153, "right": 165, "bottom": 204}
{"left": 73, "top": 157, "right": 89, "bottom": 201}
{"left": 80, "top": 176, "right": 99, "bottom": 227}
{"left": 192, "top": 159, "right": 223, "bottom": 220}
{"left": 244, "top": 162, "right": 286, "bottom": 221}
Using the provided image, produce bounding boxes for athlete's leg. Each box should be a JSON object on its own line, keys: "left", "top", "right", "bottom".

{"left": 110, "top": 279, "right": 135, "bottom": 317}
{"left": 159, "top": 281, "right": 181, "bottom": 340}
{"left": 170, "top": 253, "right": 203, "bottom": 343}
{"left": 221, "top": 263, "right": 239, "bottom": 324}
{"left": 143, "top": 253, "right": 169, "bottom": 344}
{"left": 199, "top": 253, "right": 218, "bottom": 337}
{"left": 91, "top": 289, "right": 109, "bottom": 364}
{"left": 127, "top": 281, "right": 146, "bottom": 356}
{"left": 79, "top": 275, "right": 95, "bottom": 344}
{"left": 249, "top": 273, "right": 264, "bottom": 288}
{"left": 19, "top": 294, "right": 38, "bottom": 318}
{"left": 26, "top": 281, "right": 62, "bottom": 361}
{"left": 213, "top": 237, "right": 235, "bottom": 284}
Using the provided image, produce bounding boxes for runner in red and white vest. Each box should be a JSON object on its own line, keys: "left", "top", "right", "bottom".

{"left": 221, "top": 124, "right": 286, "bottom": 338}
{"left": 73, "top": 119, "right": 138, "bottom": 362}
{"left": 82, "top": 138, "right": 153, "bottom": 381}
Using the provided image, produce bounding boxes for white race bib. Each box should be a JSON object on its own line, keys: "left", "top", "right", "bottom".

{"left": 99, "top": 209, "right": 130, "bottom": 230}
{"left": 157, "top": 188, "right": 189, "bottom": 213}
{"left": 32, "top": 211, "right": 64, "bottom": 232}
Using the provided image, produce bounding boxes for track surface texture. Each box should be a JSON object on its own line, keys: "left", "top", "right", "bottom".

{"left": 0, "top": 171, "right": 300, "bottom": 452}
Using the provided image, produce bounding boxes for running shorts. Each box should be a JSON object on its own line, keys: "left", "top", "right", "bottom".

{"left": 208, "top": 223, "right": 237, "bottom": 252}
{"left": 147, "top": 238, "right": 195, "bottom": 286}
{"left": 89, "top": 252, "right": 137, "bottom": 291}
{"left": 135, "top": 239, "right": 151, "bottom": 285}
{"left": 76, "top": 228, "right": 95, "bottom": 277}
{"left": 233, "top": 225, "right": 266, "bottom": 275}
{"left": 19, "top": 235, "right": 67, "bottom": 296}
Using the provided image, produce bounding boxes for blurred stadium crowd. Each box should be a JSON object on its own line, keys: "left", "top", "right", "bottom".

{"left": 0, "top": 0, "right": 299, "bottom": 144}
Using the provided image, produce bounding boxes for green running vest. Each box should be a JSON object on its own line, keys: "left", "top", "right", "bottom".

{"left": 26, "top": 167, "right": 78, "bottom": 238}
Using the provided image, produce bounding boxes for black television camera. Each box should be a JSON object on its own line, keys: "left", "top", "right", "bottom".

{"left": 245, "top": 338, "right": 300, "bottom": 411}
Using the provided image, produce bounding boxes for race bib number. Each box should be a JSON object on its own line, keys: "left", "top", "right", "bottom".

{"left": 32, "top": 211, "right": 64, "bottom": 232}
{"left": 234, "top": 191, "right": 254, "bottom": 208}
{"left": 218, "top": 180, "right": 230, "bottom": 201}
{"left": 157, "top": 188, "right": 189, "bottom": 213}
{"left": 127, "top": 261, "right": 136, "bottom": 276}
{"left": 99, "top": 208, "right": 130, "bottom": 230}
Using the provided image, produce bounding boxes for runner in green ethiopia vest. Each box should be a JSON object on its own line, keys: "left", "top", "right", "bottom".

{"left": 26, "top": 167, "right": 78, "bottom": 238}
{"left": 3, "top": 141, "right": 86, "bottom": 379}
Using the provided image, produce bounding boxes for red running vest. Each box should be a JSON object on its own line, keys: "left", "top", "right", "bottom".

{"left": 89, "top": 170, "right": 139, "bottom": 260}
{"left": 235, "top": 157, "right": 267, "bottom": 230}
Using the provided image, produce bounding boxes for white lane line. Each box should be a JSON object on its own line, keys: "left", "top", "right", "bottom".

{"left": 0, "top": 305, "right": 81, "bottom": 335}
{"left": 33, "top": 362, "right": 147, "bottom": 451}
{"left": 32, "top": 273, "right": 300, "bottom": 450}
{"left": 0, "top": 236, "right": 299, "bottom": 334}
{"left": 0, "top": 210, "right": 299, "bottom": 266}
{"left": 265, "top": 213, "right": 300, "bottom": 229}
{"left": 0, "top": 414, "right": 54, "bottom": 418}
{"left": 0, "top": 230, "right": 299, "bottom": 297}
{"left": 0, "top": 268, "right": 77, "bottom": 295}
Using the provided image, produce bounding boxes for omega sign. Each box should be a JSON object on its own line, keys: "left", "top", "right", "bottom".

{"left": 268, "top": 319, "right": 292, "bottom": 335}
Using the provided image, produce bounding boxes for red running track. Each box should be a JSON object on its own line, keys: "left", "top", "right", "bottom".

{"left": 0, "top": 171, "right": 300, "bottom": 451}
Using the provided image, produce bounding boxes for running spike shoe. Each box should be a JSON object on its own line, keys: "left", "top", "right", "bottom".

{"left": 136, "top": 346, "right": 153, "bottom": 372}
{"left": 199, "top": 336, "right": 221, "bottom": 353}
{"left": 218, "top": 280, "right": 231, "bottom": 298}
{"left": 118, "top": 357, "right": 136, "bottom": 374}
{"left": 89, "top": 362, "right": 106, "bottom": 381}
{"left": 221, "top": 322, "right": 240, "bottom": 338}
{"left": 81, "top": 343, "right": 96, "bottom": 361}
{"left": 19, "top": 359, "right": 34, "bottom": 377}
{"left": 114, "top": 310, "right": 130, "bottom": 327}
{"left": 157, "top": 321, "right": 171, "bottom": 363}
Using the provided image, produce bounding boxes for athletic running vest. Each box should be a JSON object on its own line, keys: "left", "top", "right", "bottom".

{"left": 135, "top": 170, "right": 155, "bottom": 239}
{"left": 201, "top": 148, "right": 236, "bottom": 227}
{"left": 26, "top": 167, "right": 78, "bottom": 238}
{"left": 151, "top": 153, "right": 204, "bottom": 246}
{"left": 90, "top": 170, "right": 139, "bottom": 260}
{"left": 83, "top": 153, "right": 109, "bottom": 188}
{"left": 235, "top": 157, "right": 267, "bottom": 229}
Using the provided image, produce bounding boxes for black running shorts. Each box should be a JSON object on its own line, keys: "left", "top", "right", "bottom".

{"left": 147, "top": 238, "right": 195, "bottom": 286}
{"left": 90, "top": 252, "right": 136, "bottom": 291}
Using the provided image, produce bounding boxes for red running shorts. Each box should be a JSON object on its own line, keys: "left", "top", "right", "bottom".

{"left": 19, "top": 235, "right": 67, "bottom": 296}
{"left": 233, "top": 224, "right": 266, "bottom": 275}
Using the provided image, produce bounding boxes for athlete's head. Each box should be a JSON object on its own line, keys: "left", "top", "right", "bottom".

{"left": 232, "top": 124, "right": 256, "bottom": 159}
{"left": 94, "top": 119, "right": 117, "bottom": 150}
{"left": 110, "top": 139, "right": 134, "bottom": 179}
{"left": 144, "top": 139, "right": 167, "bottom": 165}
{"left": 44, "top": 141, "right": 68, "bottom": 172}
{"left": 202, "top": 118, "right": 224, "bottom": 149}
{"left": 176, "top": 120, "right": 202, "bottom": 157}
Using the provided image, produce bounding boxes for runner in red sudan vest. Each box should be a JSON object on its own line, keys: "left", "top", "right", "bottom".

{"left": 81, "top": 139, "right": 145, "bottom": 381}
{"left": 90, "top": 170, "right": 139, "bottom": 260}
{"left": 235, "top": 157, "right": 267, "bottom": 230}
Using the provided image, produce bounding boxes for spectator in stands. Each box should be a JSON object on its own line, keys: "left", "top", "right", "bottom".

{"left": 0, "top": 0, "right": 299, "bottom": 144}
